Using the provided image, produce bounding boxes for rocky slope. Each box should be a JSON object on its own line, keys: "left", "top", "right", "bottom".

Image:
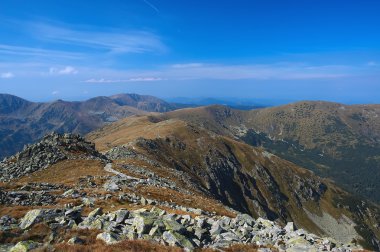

{"left": 0, "top": 132, "right": 106, "bottom": 182}
{"left": 158, "top": 102, "right": 380, "bottom": 203}
{"left": 0, "top": 93, "right": 184, "bottom": 159}
{"left": 88, "top": 116, "right": 380, "bottom": 250}
{"left": 0, "top": 132, "right": 376, "bottom": 251}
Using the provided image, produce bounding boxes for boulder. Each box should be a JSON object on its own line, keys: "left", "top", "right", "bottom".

{"left": 19, "top": 209, "right": 60, "bottom": 229}
{"left": 132, "top": 214, "right": 156, "bottom": 234}
{"left": 96, "top": 232, "right": 120, "bottom": 244}
{"left": 19, "top": 209, "right": 43, "bottom": 229}
{"left": 104, "top": 181, "right": 120, "bottom": 192}
{"left": 162, "top": 230, "right": 195, "bottom": 250}
{"left": 163, "top": 218, "right": 186, "bottom": 234}
{"left": 88, "top": 208, "right": 103, "bottom": 218}
{"left": 210, "top": 222, "right": 224, "bottom": 237}
{"left": 235, "top": 213, "right": 255, "bottom": 226}
{"left": 114, "top": 209, "right": 129, "bottom": 223}
{"left": 10, "top": 241, "right": 39, "bottom": 252}
{"left": 284, "top": 222, "right": 295, "bottom": 232}
{"left": 62, "top": 189, "right": 80, "bottom": 198}
{"left": 286, "top": 236, "right": 311, "bottom": 248}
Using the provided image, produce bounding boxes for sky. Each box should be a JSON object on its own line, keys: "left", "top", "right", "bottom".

{"left": 0, "top": 0, "right": 379, "bottom": 104}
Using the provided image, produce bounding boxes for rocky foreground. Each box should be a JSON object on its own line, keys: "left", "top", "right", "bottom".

{"left": 1, "top": 202, "right": 361, "bottom": 252}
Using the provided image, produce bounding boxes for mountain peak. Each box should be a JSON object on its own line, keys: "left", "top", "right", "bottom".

{"left": 0, "top": 93, "right": 31, "bottom": 114}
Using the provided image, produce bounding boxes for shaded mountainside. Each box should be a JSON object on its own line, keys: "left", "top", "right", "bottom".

{"left": 158, "top": 102, "right": 380, "bottom": 203}
{"left": 88, "top": 115, "right": 380, "bottom": 250}
{"left": 0, "top": 93, "right": 184, "bottom": 159}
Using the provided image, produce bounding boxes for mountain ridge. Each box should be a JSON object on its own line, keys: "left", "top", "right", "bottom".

{"left": 154, "top": 101, "right": 380, "bottom": 203}
{"left": 0, "top": 93, "right": 185, "bottom": 159}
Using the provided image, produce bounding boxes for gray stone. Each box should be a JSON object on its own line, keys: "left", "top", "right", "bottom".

{"left": 97, "top": 232, "right": 120, "bottom": 244}
{"left": 114, "top": 209, "right": 129, "bottom": 223}
{"left": 10, "top": 241, "right": 39, "bottom": 252}
{"left": 68, "top": 236, "right": 85, "bottom": 245}
{"left": 19, "top": 209, "right": 60, "bottom": 229}
{"left": 210, "top": 222, "right": 224, "bottom": 236}
{"left": 141, "top": 197, "right": 147, "bottom": 205}
{"left": 163, "top": 218, "right": 186, "bottom": 234}
{"left": 62, "top": 189, "right": 80, "bottom": 198}
{"left": 235, "top": 213, "right": 255, "bottom": 226}
{"left": 132, "top": 214, "right": 156, "bottom": 234}
{"left": 194, "top": 227, "right": 208, "bottom": 240}
{"left": 284, "top": 222, "right": 295, "bottom": 232}
{"left": 82, "top": 197, "right": 95, "bottom": 207}
{"left": 88, "top": 208, "right": 103, "bottom": 218}
{"left": 104, "top": 181, "right": 120, "bottom": 191}
{"left": 162, "top": 230, "right": 194, "bottom": 250}
{"left": 220, "top": 231, "right": 240, "bottom": 242}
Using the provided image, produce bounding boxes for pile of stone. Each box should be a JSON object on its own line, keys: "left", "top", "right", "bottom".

{"left": 4, "top": 205, "right": 361, "bottom": 251}
{"left": 0, "top": 132, "right": 108, "bottom": 181}
{"left": 104, "top": 145, "right": 138, "bottom": 160}
{"left": 0, "top": 215, "right": 18, "bottom": 231}
{"left": 0, "top": 190, "right": 57, "bottom": 206}
{"left": 105, "top": 144, "right": 162, "bottom": 167}
{"left": 115, "top": 192, "right": 206, "bottom": 216}
{"left": 103, "top": 164, "right": 179, "bottom": 192}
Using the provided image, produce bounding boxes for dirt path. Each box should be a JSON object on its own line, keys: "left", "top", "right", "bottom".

{"left": 104, "top": 163, "right": 138, "bottom": 180}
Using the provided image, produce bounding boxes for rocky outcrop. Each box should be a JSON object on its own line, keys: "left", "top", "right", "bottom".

{"left": 0, "top": 132, "right": 107, "bottom": 181}
{"left": 4, "top": 206, "right": 362, "bottom": 251}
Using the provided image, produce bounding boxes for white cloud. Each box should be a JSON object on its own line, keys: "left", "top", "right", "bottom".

{"left": 52, "top": 90, "right": 59, "bottom": 95}
{"left": 29, "top": 22, "right": 167, "bottom": 54}
{"left": 83, "top": 77, "right": 164, "bottom": 83}
{"left": 0, "top": 72, "right": 14, "bottom": 79}
{"left": 49, "top": 66, "right": 78, "bottom": 75}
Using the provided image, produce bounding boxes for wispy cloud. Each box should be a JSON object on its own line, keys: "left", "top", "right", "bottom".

{"left": 0, "top": 72, "right": 14, "bottom": 79}
{"left": 81, "top": 62, "right": 355, "bottom": 83}
{"left": 164, "top": 63, "right": 351, "bottom": 80}
{"left": 0, "top": 44, "right": 83, "bottom": 59}
{"left": 51, "top": 90, "right": 60, "bottom": 95}
{"left": 49, "top": 66, "right": 78, "bottom": 75}
{"left": 29, "top": 22, "right": 167, "bottom": 54}
{"left": 142, "top": 0, "right": 160, "bottom": 13}
{"left": 83, "top": 77, "right": 164, "bottom": 83}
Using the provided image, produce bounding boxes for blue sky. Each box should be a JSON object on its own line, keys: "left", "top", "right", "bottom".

{"left": 0, "top": 0, "right": 379, "bottom": 104}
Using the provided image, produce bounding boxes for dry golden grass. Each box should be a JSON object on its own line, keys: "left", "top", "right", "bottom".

{"left": 87, "top": 116, "right": 187, "bottom": 152}
{"left": 15, "top": 159, "right": 111, "bottom": 185}
{"left": 0, "top": 223, "right": 51, "bottom": 244}
{"left": 45, "top": 240, "right": 184, "bottom": 252}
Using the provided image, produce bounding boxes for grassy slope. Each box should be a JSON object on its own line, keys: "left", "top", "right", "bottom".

{"left": 87, "top": 115, "right": 380, "bottom": 249}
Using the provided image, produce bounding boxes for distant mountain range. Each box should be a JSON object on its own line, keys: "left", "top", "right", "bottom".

{"left": 0, "top": 93, "right": 186, "bottom": 159}
{"left": 165, "top": 97, "right": 268, "bottom": 110}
